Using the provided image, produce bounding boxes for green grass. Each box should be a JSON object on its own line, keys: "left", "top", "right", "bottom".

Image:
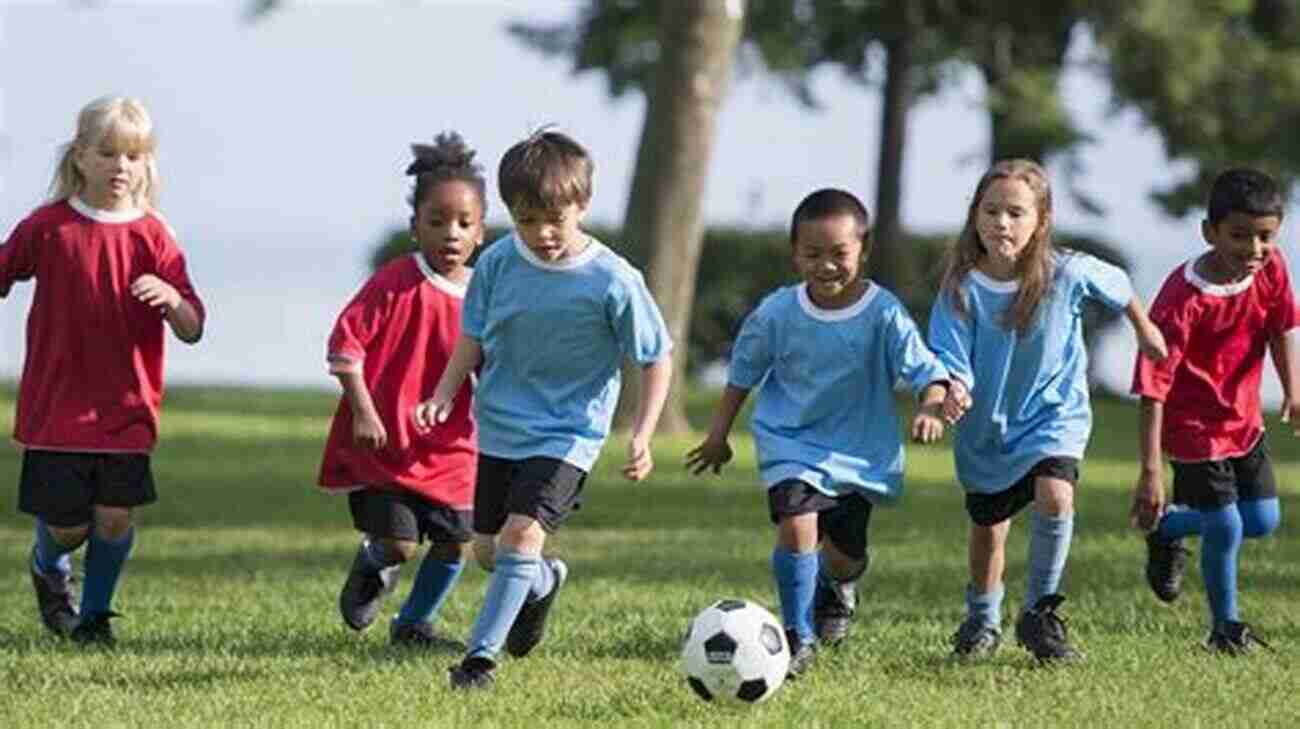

{"left": 1, "top": 385, "right": 1298, "bottom": 728}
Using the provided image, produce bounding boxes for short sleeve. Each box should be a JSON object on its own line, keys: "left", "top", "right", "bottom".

{"left": 461, "top": 248, "right": 494, "bottom": 340}
{"left": 151, "top": 217, "right": 206, "bottom": 324}
{"left": 728, "top": 302, "right": 773, "bottom": 389}
{"left": 1264, "top": 250, "right": 1299, "bottom": 336}
{"left": 0, "top": 215, "right": 39, "bottom": 297}
{"left": 927, "top": 288, "right": 975, "bottom": 391}
{"left": 1071, "top": 254, "right": 1133, "bottom": 312}
{"left": 327, "top": 276, "right": 389, "bottom": 374}
{"left": 884, "top": 301, "right": 949, "bottom": 395}
{"left": 1131, "top": 274, "right": 1191, "bottom": 402}
{"left": 608, "top": 266, "right": 672, "bottom": 365}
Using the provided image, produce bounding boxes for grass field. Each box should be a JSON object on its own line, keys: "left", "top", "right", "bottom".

{"left": 1, "top": 385, "right": 1297, "bottom": 728}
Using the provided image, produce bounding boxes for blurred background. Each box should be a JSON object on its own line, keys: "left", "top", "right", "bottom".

{"left": 4, "top": 0, "right": 1298, "bottom": 431}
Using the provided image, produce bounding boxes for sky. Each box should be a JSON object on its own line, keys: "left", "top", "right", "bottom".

{"left": 0, "top": 0, "right": 1289, "bottom": 402}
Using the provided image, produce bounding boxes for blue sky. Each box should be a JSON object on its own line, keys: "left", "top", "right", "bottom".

{"left": 0, "top": 1, "right": 1284, "bottom": 400}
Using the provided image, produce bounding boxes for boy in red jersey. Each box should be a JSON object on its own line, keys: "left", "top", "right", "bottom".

{"left": 318, "top": 133, "right": 483, "bottom": 648}
{"left": 2, "top": 97, "right": 205, "bottom": 644}
{"left": 1132, "top": 168, "right": 1299, "bottom": 654}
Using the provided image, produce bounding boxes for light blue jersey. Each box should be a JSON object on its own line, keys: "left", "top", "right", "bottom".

{"left": 729, "top": 282, "right": 948, "bottom": 502}
{"left": 927, "top": 253, "right": 1133, "bottom": 493}
{"left": 463, "top": 234, "right": 672, "bottom": 471}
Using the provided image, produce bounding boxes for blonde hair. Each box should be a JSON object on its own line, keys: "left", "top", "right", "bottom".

{"left": 940, "top": 158, "right": 1055, "bottom": 332}
{"left": 49, "top": 96, "right": 160, "bottom": 210}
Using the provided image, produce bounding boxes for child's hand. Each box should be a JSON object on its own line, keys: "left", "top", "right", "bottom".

{"left": 911, "top": 405, "right": 945, "bottom": 444}
{"left": 942, "top": 380, "right": 972, "bottom": 425}
{"left": 1281, "top": 396, "right": 1300, "bottom": 437}
{"left": 353, "top": 410, "right": 387, "bottom": 450}
{"left": 1136, "top": 320, "right": 1169, "bottom": 361}
{"left": 1130, "top": 469, "right": 1166, "bottom": 532}
{"left": 130, "top": 274, "right": 181, "bottom": 312}
{"left": 412, "top": 396, "right": 454, "bottom": 432}
{"left": 623, "top": 434, "right": 654, "bottom": 481}
{"left": 684, "top": 437, "right": 732, "bottom": 475}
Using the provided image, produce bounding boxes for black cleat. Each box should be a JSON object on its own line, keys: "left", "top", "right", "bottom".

{"left": 951, "top": 617, "right": 1002, "bottom": 659}
{"left": 30, "top": 548, "right": 78, "bottom": 637}
{"left": 1204, "top": 621, "right": 1272, "bottom": 656}
{"left": 448, "top": 656, "right": 496, "bottom": 690}
{"left": 1145, "top": 531, "right": 1189, "bottom": 603}
{"left": 505, "top": 558, "right": 567, "bottom": 658}
{"left": 813, "top": 578, "right": 857, "bottom": 645}
{"left": 390, "top": 620, "right": 465, "bottom": 652}
{"left": 1015, "top": 594, "right": 1081, "bottom": 663}
{"left": 338, "top": 542, "right": 399, "bottom": 632}
{"left": 70, "top": 611, "right": 120, "bottom": 646}
{"left": 784, "top": 628, "right": 818, "bottom": 679}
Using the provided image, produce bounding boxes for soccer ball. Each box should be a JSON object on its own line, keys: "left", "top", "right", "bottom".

{"left": 679, "top": 598, "right": 790, "bottom": 704}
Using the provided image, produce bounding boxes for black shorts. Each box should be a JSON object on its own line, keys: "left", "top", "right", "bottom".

{"left": 348, "top": 489, "right": 472, "bottom": 544}
{"left": 473, "top": 455, "right": 587, "bottom": 535}
{"left": 1171, "top": 437, "right": 1277, "bottom": 510}
{"left": 18, "top": 450, "right": 157, "bottom": 527}
{"left": 767, "top": 480, "right": 874, "bottom": 561}
{"left": 965, "top": 457, "right": 1079, "bottom": 527}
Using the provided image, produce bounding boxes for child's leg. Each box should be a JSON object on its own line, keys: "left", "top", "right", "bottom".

{"left": 1238, "top": 498, "right": 1280, "bottom": 538}
{"left": 1200, "top": 504, "right": 1243, "bottom": 628}
{"left": 34, "top": 519, "right": 87, "bottom": 575}
{"left": 966, "top": 519, "right": 1010, "bottom": 627}
{"left": 396, "top": 539, "right": 467, "bottom": 627}
{"left": 465, "top": 514, "right": 548, "bottom": 659}
{"left": 80, "top": 505, "right": 134, "bottom": 618}
{"left": 814, "top": 495, "right": 871, "bottom": 643}
{"left": 773, "top": 512, "right": 819, "bottom": 646}
{"left": 1023, "top": 476, "right": 1074, "bottom": 612}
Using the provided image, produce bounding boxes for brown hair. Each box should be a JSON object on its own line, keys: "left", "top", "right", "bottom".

{"left": 498, "top": 128, "right": 593, "bottom": 212}
{"left": 406, "top": 131, "right": 487, "bottom": 217}
{"left": 939, "top": 158, "right": 1055, "bottom": 332}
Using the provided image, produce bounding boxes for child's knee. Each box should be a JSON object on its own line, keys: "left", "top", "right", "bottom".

{"left": 498, "top": 515, "right": 546, "bottom": 553}
{"left": 1240, "top": 498, "right": 1280, "bottom": 538}
{"left": 47, "top": 523, "right": 90, "bottom": 549}
{"left": 92, "top": 506, "right": 132, "bottom": 540}
{"left": 1033, "top": 478, "right": 1074, "bottom": 516}
{"left": 426, "top": 540, "right": 468, "bottom": 563}
{"left": 775, "top": 513, "right": 818, "bottom": 552}
{"left": 378, "top": 538, "right": 420, "bottom": 563}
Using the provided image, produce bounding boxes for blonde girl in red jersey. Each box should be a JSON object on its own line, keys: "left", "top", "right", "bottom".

{"left": 2, "top": 96, "right": 205, "bottom": 644}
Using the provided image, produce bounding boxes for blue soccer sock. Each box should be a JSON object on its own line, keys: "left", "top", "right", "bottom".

{"left": 395, "top": 553, "right": 465, "bottom": 626}
{"left": 772, "top": 546, "right": 818, "bottom": 644}
{"left": 965, "top": 583, "right": 1004, "bottom": 629}
{"left": 1024, "top": 510, "right": 1073, "bottom": 612}
{"left": 1201, "top": 504, "right": 1243, "bottom": 628}
{"left": 1238, "top": 497, "right": 1280, "bottom": 539}
{"left": 1157, "top": 507, "right": 1203, "bottom": 540}
{"left": 81, "top": 528, "right": 135, "bottom": 617}
{"left": 465, "top": 550, "right": 539, "bottom": 660}
{"left": 528, "top": 557, "right": 556, "bottom": 602}
{"left": 32, "top": 519, "right": 75, "bottom": 576}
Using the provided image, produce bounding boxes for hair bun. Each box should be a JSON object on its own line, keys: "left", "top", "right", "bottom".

{"left": 407, "top": 131, "right": 480, "bottom": 176}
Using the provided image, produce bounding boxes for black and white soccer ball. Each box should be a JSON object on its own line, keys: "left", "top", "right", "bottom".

{"left": 679, "top": 598, "right": 790, "bottom": 704}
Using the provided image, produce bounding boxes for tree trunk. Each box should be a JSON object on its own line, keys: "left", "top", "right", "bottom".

{"left": 613, "top": 0, "right": 745, "bottom": 434}
{"left": 872, "top": 33, "right": 914, "bottom": 299}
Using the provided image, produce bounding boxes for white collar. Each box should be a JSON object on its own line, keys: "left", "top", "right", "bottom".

{"left": 412, "top": 253, "right": 470, "bottom": 298}
{"left": 796, "top": 281, "right": 878, "bottom": 321}
{"left": 1182, "top": 256, "right": 1254, "bottom": 297}
{"left": 69, "top": 196, "right": 145, "bottom": 224}
{"left": 512, "top": 233, "right": 602, "bottom": 271}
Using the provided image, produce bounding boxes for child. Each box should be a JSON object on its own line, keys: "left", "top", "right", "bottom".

{"left": 412, "top": 129, "right": 673, "bottom": 689}
{"left": 685, "top": 189, "right": 950, "bottom": 678}
{"left": 1131, "top": 168, "right": 1296, "bottom": 654}
{"left": 928, "top": 158, "right": 1166, "bottom": 662}
{"left": 2, "top": 96, "right": 205, "bottom": 644}
{"left": 318, "top": 132, "right": 485, "bottom": 648}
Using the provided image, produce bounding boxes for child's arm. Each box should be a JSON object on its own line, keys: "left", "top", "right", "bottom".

{"left": 1132, "top": 396, "right": 1166, "bottom": 531}
{"left": 685, "top": 383, "right": 751, "bottom": 476}
{"left": 413, "top": 334, "right": 482, "bottom": 430}
{"left": 130, "top": 274, "right": 203, "bottom": 343}
{"left": 1269, "top": 331, "right": 1300, "bottom": 435}
{"left": 623, "top": 355, "right": 673, "bottom": 481}
{"left": 911, "top": 382, "right": 948, "bottom": 444}
{"left": 1126, "top": 296, "right": 1168, "bottom": 361}
{"left": 336, "top": 370, "right": 387, "bottom": 450}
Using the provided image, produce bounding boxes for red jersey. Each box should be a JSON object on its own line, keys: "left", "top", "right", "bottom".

{"left": 1132, "top": 250, "right": 1300, "bottom": 461}
{"left": 317, "top": 253, "right": 476, "bottom": 509}
{"left": 0, "top": 198, "right": 206, "bottom": 452}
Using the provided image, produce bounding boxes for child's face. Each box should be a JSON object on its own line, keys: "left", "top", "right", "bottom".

{"left": 793, "top": 213, "right": 867, "bottom": 309}
{"left": 1202, "top": 211, "right": 1281, "bottom": 281}
{"left": 510, "top": 202, "right": 587, "bottom": 262}
{"left": 976, "top": 178, "right": 1042, "bottom": 267}
{"left": 74, "top": 141, "right": 147, "bottom": 211}
{"left": 411, "top": 180, "right": 484, "bottom": 280}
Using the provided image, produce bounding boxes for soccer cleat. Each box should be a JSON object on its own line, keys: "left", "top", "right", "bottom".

{"left": 390, "top": 620, "right": 466, "bottom": 652}
{"left": 30, "top": 548, "right": 79, "bottom": 637}
{"left": 784, "top": 627, "right": 818, "bottom": 679}
{"left": 70, "top": 611, "right": 120, "bottom": 646}
{"left": 950, "top": 617, "right": 1002, "bottom": 658}
{"left": 813, "top": 578, "right": 857, "bottom": 645}
{"left": 505, "top": 558, "right": 568, "bottom": 658}
{"left": 1145, "top": 531, "right": 1189, "bottom": 603}
{"left": 338, "top": 542, "right": 399, "bottom": 632}
{"left": 1015, "top": 594, "right": 1081, "bottom": 663}
{"left": 448, "top": 656, "right": 496, "bottom": 690}
{"left": 1204, "top": 621, "right": 1272, "bottom": 656}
